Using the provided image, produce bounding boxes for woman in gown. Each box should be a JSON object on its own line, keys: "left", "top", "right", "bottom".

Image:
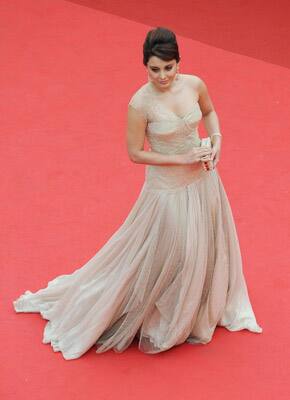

{"left": 13, "top": 27, "right": 262, "bottom": 360}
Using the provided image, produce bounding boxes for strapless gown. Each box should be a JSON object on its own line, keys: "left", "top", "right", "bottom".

{"left": 13, "top": 82, "right": 263, "bottom": 360}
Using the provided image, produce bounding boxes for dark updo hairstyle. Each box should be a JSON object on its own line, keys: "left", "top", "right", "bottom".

{"left": 143, "top": 26, "right": 180, "bottom": 66}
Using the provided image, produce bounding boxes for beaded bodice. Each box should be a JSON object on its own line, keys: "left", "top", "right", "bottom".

{"left": 128, "top": 77, "right": 203, "bottom": 154}
{"left": 128, "top": 75, "right": 208, "bottom": 191}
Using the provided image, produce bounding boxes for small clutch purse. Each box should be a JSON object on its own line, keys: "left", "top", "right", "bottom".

{"left": 200, "top": 137, "right": 212, "bottom": 148}
{"left": 200, "top": 137, "right": 214, "bottom": 170}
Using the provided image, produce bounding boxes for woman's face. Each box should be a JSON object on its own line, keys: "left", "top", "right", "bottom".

{"left": 147, "top": 56, "right": 179, "bottom": 91}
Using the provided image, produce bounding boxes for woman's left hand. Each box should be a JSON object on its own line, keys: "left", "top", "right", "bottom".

{"left": 210, "top": 144, "right": 220, "bottom": 168}
{"left": 203, "top": 144, "right": 220, "bottom": 170}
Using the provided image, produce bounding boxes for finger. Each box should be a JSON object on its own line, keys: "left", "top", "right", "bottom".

{"left": 199, "top": 147, "right": 212, "bottom": 154}
{"left": 201, "top": 149, "right": 212, "bottom": 155}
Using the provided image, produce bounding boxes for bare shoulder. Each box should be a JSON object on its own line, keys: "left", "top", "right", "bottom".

{"left": 183, "top": 74, "right": 208, "bottom": 98}
{"left": 185, "top": 74, "right": 215, "bottom": 114}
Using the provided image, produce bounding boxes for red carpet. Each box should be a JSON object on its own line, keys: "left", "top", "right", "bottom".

{"left": 1, "top": 0, "right": 289, "bottom": 399}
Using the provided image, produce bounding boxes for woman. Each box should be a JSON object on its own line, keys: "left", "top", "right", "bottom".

{"left": 13, "top": 27, "right": 262, "bottom": 360}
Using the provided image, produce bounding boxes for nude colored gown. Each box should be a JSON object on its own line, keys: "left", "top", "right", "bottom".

{"left": 13, "top": 75, "right": 263, "bottom": 360}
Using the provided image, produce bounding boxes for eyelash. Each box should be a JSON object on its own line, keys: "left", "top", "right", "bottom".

{"left": 151, "top": 66, "right": 173, "bottom": 72}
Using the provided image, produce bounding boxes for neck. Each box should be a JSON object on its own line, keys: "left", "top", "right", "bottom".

{"left": 149, "top": 75, "right": 181, "bottom": 94}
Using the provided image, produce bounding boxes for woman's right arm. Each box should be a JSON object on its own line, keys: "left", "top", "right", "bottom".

{"left": 127, "top": 105, "right": 212, "bottom": 166}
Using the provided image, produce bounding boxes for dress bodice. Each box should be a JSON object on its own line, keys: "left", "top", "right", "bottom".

{"left": 128, "top": 76, "right": 203, "bottom": 155}
{"left": 128, "top": 75, "right": 207, "bottom": 191}
{"left": 146, "top": 103, "right": 202, "bottom": 154}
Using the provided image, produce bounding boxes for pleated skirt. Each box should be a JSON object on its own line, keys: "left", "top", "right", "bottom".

{"left": 13, "top": 167, "right": 262, "bottom": 360}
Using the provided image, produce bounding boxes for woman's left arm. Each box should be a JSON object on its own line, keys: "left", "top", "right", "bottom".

{"left": 196, "top": 76, "right": 222, "bottom": 167}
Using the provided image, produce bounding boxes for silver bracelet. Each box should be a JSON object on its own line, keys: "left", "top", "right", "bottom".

{"left": 210, "top": 132, "right": 222, "bottom": 137}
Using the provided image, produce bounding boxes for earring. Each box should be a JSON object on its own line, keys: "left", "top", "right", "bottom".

{"left": 175, "top": 65, "right": 180, "bottom": 80}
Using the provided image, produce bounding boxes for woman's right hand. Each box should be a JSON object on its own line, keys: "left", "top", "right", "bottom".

{"left": 180, "top": 147, "right": 213, "bottom": 165}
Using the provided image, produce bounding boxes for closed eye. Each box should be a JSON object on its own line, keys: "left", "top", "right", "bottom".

{"left": 150, "top": 66, "right": 173, "bottom": 72}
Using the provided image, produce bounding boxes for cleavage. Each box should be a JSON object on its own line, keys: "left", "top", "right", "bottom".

{"left": 161, "top": 92, "right": 198, "bottom": 118}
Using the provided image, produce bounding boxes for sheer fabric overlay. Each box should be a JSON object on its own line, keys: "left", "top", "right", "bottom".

{"left": 13, "top": 74, "right": 262, "bottom": 360}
